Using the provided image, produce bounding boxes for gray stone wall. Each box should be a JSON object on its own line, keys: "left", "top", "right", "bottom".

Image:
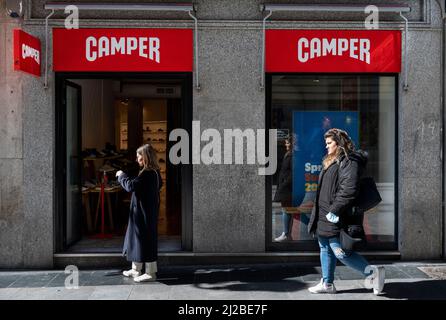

{"left": 21, "top": 22, "right": 54, "bottom": 268}
{"left": 193, "top": 28, "right": 265, "bottom": 252}
{"left": 398, "top": 11, "right": 444, "bottom": 259}
{"left": 0, "top": 0, "right": 444, "bottom": 267}
{"left": 0, "top": 0, "right": 25, "bottom": 268}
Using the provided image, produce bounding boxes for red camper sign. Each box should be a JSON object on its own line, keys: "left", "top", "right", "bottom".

{"left": 13, "top": 29, "right": 41, "bottom": 77}
{"left": 53, "top": 28, "right": 193, "bottom": 72}
{"left": 266, "top": 30, "right": 401, "bottom": 73}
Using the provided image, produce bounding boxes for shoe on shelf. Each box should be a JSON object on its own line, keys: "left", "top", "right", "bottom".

{"left": 274, "top": 232, "right": 292, "bottom": 242}
{"left": 308, "top": 279, "right": 337, "bottom": 294}
{"left": 366, "top": 265, "right": 385, "bottom": 295}
{"left": 134, "top": 273, "right": 156, "bottom": 283}
{"left": 99, "top": 164, "right": 116, "bottom": 173}
{"left": 84, "top": 181, "right": 96, "bottom": 188}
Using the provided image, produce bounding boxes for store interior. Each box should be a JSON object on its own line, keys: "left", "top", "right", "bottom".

{"left": 66, "top": 78, "right": 182, "bottom": 253}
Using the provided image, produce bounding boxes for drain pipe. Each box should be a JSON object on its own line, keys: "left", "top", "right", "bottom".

{"left": 435, "top": 0, "right": 445, "bottom": 260}
{"left": 261, "top": 6, "right": 272, "bottom": 90}
{"left": 188, "top": 8, "right": 200, "bottom": 91}
{"left": 399, "top": 11, "right": 409, "bottom": 91}
{"left": 44, "top": 9, "right": 54, "bottom": 89}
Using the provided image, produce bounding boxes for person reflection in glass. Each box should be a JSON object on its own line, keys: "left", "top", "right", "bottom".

{"left": 274, "top": 136, "right": 295, "bottom": 241}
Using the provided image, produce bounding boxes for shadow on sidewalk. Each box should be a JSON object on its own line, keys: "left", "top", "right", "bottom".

{"left": 192, "top": 279, "right": 308, "bottom": 293}
{"left": 157, "top": 265, "right": 320, "bottom": 287}
{"left": 336, "top": 280, "right": 446, "bottom": 300}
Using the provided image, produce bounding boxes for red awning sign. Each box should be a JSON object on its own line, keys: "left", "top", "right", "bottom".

{"left": 13, "top": 29, "right": 41, "bottom": 77}
{"left": 266, "top": 30, "right": 401, "bottom": 73}
{"left": 53, "top": 28, "right": 193, "bottom": 72}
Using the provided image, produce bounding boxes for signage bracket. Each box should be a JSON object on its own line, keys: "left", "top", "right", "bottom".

{"left": 43, "top": 2, "right": 199, "bottom": 90}
{"left": 260, "top": 4, "right": 411, "bottom": 90}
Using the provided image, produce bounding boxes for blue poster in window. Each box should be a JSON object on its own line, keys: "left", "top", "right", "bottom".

{"left": 291, "top": 111, "right": 359, "bottom": 210}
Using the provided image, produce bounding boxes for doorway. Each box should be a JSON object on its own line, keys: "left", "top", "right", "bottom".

{"left": 55, "top": 73, "right": 192, "bottom": 253}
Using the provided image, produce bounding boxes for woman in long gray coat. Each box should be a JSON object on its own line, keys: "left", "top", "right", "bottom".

{"left": 116, "top": 144, "right": 162, "bottom": 282}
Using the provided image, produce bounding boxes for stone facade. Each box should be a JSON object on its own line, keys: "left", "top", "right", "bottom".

{"left": 0, "top": 0, "right": 444, "bottom": 268}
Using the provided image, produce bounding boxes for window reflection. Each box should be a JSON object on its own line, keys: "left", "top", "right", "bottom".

{"left": 271, "top": 75, "right": 396, "bottom": 248}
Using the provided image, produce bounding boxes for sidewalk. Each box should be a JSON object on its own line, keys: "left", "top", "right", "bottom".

{"left": 1, "top": 262, "right": 446, "bottom": 300}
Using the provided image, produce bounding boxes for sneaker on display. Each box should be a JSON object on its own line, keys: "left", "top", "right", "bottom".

{"left": 308, "top": 279, "right": 337, "bottom": 294}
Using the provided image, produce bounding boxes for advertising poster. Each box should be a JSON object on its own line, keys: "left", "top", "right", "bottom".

{"left": 291, "top": 111, "right": 359, "bottom": 211}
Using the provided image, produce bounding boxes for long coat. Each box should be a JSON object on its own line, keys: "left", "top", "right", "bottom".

{"left": 273, "top": 152, "right": 292, "bottom": 207}
{"left": 307, "top": 151, "right": 367, "bottom": 238}
{"left": 118, "top": 169, "right": 162, "bottom": 263}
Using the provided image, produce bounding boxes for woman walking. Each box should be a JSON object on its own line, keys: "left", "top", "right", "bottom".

{"left": 116, "top": 144, "right": 162, "bottom": 282}
{"left": 307, "top": 128, "right": 385, "bottom": 295}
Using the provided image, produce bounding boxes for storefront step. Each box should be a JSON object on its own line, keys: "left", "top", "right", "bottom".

{"left": 53, "top": 252, "right": 401, "bottom": 269}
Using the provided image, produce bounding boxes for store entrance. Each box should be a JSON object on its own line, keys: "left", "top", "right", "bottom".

{"left": 55, "top": 73, "right": 192, "bottom": 253}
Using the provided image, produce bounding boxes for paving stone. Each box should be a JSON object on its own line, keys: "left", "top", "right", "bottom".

{"left": 168, "top": 285, "right": 213, "bottom": 300}
{"left": 0, "top": 287, "right": 22, "bottom": 300}
{"left": 43, "top": 287, "right": 95, "bottom": 300}
{"left": 81, "top": 270, "right": 133, "bottom": 286}
{"left": 1, "top": 263, "right": 446, "bottom": 300}
{"left": 88, "top": 285, "right": 133, "bottom": 300}
{"left": 379, "top": 266, "right": 411, "bottom": 279}
{"left": 417, "top": 266, "right": 446, "bottom": 280}
{"left": 7, "top": 273, "right": 58, "bottom": 288}
{"left": 128, "top": 283, "right": 170, "bottom": 300}
{"left": 301, "top": 273, "right": 323, "bottom": 282}
{"left": 0, "top": 275, "right": 21, "bottom": 288}
{"left": 204, "top": 283, "right": 253, "bottom": 300}
{"left": 394, "top": 266, "right": 430, "bottom": 279}
{"left": 12, "top": 287, "right": 64, "bottom": 300}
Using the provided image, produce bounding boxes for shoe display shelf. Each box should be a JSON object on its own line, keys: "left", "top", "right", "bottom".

{"left": 143, "top": 120, "right": 167, "bottom": 234}
{"left": 120, "top": 123, "right": 128, "bottom": 150}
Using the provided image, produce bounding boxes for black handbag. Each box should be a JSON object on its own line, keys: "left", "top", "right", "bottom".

{"left": 354, "top": 177, "right": 382, "bottom": 212}
{"left": 340, "top": 225, "right": 365, "bottom": 251}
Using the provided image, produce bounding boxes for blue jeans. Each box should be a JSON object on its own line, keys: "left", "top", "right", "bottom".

{"left": 318, "top": 236, "right": 372, "bottom": 284}
{"left": 281, "top": 208, "right": 293, "bottom": 235}
{"left": 282, "top": 209, "right": 310, "bottom": 236}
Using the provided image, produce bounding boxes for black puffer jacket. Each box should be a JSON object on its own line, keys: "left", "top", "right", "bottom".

{"left": 307, "top": 150, "right": 367, "bottom": 238}
{"left": 273, "top": 152, "right": 292, "bottom": 207}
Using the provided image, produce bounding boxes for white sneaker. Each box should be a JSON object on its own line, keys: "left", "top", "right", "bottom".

{"left": 122, "top": 269, "right": 141, "bottom": 278}
{"left": 134, "top": 273, "right": 157, "bottom": 283}
{"left": 308, "top": 279, "right": 337, "bottom": 294}
{"left": 369, "top": 266, "right": 385, "bottom": 295}
{"left": 274, "top": 232, "right": 292, "bottom": 242}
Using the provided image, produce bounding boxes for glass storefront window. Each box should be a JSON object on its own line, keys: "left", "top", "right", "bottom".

{"left": 269, "top": 74, "right": 397, "bottom": 250}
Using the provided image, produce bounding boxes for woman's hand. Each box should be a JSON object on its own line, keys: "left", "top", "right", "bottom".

{"left": 116, "top": 170, "right": 124, "bottom": 178}
{"left": 326, "top": 212, "right": 339, "bottom": 223}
